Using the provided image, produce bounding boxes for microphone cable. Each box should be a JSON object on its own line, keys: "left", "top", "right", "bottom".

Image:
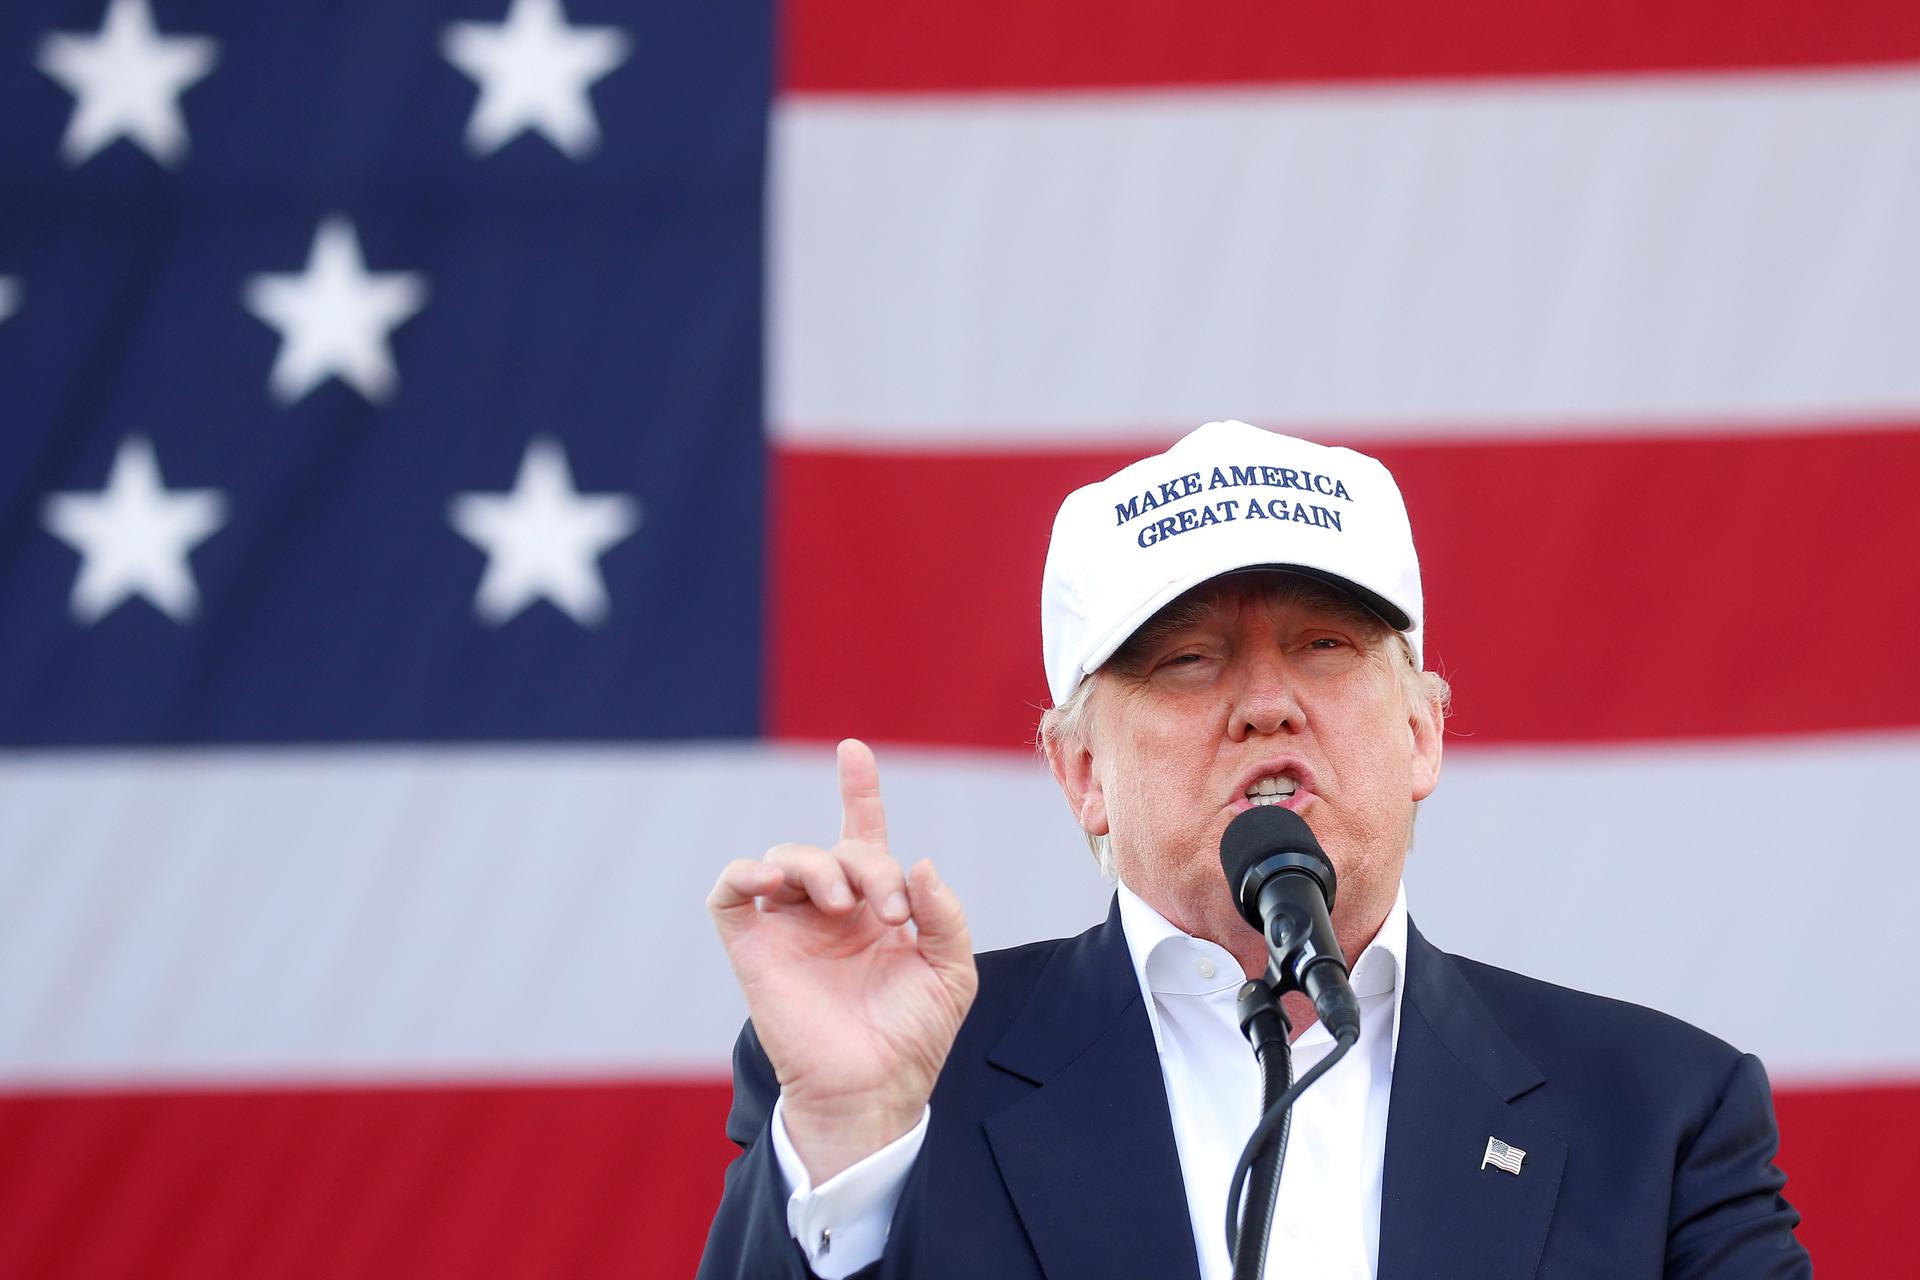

{"left": 1224, "top": 1024, "right": 1357, "bottom": 1278}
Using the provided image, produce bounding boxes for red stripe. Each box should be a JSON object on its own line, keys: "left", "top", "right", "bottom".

{"left": 0, "top": 1080, "right": 735, "bottom": 1280}
{"left": 766, "top": 426, "right": 1920, "bottom": 749}
{"left": 1774, "top": 1081, "right": 1919, "bottom": 1274}
{"left": 785, "top": 0, "right": 1920, "bottom": 93}
{"left": 0, "top": 1077, "right": 1899, "bottom": 1273}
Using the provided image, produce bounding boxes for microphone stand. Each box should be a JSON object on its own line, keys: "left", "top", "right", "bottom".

{"left": 1230, "top": 976, "right": 1292, "bottom": 1280}
{"left": 1225, "top": 971, "right": 1358, "bottom": 1280}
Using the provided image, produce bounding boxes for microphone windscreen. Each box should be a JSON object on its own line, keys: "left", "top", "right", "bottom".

{"left": 1219, "top": 805, "right": 1332, "bottom": 893}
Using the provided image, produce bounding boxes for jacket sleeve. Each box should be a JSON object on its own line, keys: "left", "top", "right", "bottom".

{"left": 694, "top": 1021, "right": 884, "bottom": 1280}
{"left": 1665, "top": 1052, "right": 1812, "bottom": 1278}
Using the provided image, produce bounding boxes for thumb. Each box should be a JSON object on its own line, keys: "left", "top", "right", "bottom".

{"left": 907, "top": 860, "right": 975, "bottom": 985}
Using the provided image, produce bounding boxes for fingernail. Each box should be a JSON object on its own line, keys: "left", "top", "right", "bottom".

{"left": 828, "top": 883, "right": 852, "bottom": 907}
{"left": 885, "top": 892, "right": 910, "bottom": 919}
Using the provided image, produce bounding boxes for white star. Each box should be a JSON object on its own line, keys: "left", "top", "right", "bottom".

{"left": 36, "top": 0, "right": 218, "bottom": 167}
{"left": 442, "top": 0, "right": 631, "bottom": 158}
{"left": 242, "top": 217, "right": 429, "bottom": 406}
{"left": 0, "top": 278, "right": 19, "bottom": 325}
{"left": 42, "top": 436, "right": 226, "bottom": 624}
{"left": 449, "top": 438, "right": 640, "bottom": 626}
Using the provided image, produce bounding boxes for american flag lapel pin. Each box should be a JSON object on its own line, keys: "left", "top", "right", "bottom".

{"left": 1482, "top": 1137, "right": 1526, "bottom": 1175}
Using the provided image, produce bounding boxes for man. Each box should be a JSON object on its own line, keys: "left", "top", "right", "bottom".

{"left": 700, "top": 421, "right": 1810, "bottom": 1278}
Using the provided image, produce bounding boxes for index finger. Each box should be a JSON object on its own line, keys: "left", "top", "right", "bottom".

{"left": 836, "top": 738, "right": 889, "bottom": 847}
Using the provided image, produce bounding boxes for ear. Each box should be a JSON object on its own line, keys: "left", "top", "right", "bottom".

{"left": 1043, "top": 719, "right": 1111, "bottom": 838}
{"left": 1408, "top": 690, "right": 1443, "bottom": 803}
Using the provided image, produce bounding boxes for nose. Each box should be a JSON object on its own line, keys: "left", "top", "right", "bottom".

{"left": 1228, "top": 647, "right": 1304, "bottom": 741}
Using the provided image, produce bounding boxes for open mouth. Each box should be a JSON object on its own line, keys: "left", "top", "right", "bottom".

{"left": 1244, "top": 775, "right": 1298, "bottom": 807}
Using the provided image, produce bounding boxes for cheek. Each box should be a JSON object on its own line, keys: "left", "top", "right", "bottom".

{"left": 1327, "top": 725, "right": 1423, "bottom": 857}
{"left": 1090, "top": 694, "right": 1232, "bottom": 854}
{"left": 1318, "top": 708, "right": 1411, "bottom": 808}
{"left": 1102, "top": 743, "right": 1211, "bottom": 840}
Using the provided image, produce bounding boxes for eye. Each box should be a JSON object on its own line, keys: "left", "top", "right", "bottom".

{"left": 1148, "top": 647, "right": 1220, "bottom": 682}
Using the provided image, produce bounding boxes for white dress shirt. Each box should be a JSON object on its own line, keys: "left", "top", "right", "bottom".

{"left": 771, "top": 883, "right": 1410, "bottom": 1279}
{"left": 1119, "top": 880, "right": 1407, "bottom": 1280}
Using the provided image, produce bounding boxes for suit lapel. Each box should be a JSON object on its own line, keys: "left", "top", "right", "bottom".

{"left": 982, "top": 899, "right": 1201, "bottom": 1280}
{"left": 1378, "top": 923, "right": 1566, "bottom": 1279}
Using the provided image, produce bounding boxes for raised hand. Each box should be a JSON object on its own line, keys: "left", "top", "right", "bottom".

{"left": 707, "top": 738, "right": 978, "bottom": 1182}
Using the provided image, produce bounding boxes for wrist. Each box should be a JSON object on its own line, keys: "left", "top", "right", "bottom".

{"left": 780, "top": 1090, "right": 927, "bottom": 1185}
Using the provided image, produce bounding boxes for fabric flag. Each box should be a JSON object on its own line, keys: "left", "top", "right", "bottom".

{"left": 2, "top": 1, "right": 1915, "bottom": 1276}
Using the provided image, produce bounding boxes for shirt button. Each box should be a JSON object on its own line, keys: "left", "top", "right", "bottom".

{"left": 1195, "top": 958, "right": 1216, "bottom": 979}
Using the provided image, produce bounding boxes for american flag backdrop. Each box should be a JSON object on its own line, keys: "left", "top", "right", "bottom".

{"left": 2, "top": 1, "right": 1917, "bottom": 1276}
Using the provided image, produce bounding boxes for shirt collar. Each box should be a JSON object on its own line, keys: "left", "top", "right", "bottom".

{"left": 1115, "top": 878, "right": 1410, "bottom": 1057}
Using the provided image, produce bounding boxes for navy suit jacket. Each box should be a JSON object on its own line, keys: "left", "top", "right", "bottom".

{"left": 698, "top": 902, "right": 1810, "bottom": 1278}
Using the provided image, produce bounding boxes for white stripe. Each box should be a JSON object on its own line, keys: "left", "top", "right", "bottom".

{"left": 2, "top": 735, "right": 1914, "bottom": 1084}
{"left": 1412, "top": 732, "right": 1920, "bottom": 1086}
{"left": 773, "top": 69, "right": 1920, "bottom": 445}
{"left": 0, "top": 744, "right": 1106, "bottom": 1084}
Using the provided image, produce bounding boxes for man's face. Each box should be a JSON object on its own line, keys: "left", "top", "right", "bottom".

{"left": 1048, "top": 573, "right": 1443, "bottom": 958}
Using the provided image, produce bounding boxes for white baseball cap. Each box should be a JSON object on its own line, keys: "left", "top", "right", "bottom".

{"left": 1040, "top": 420, "right": 1424, "bottom": 705}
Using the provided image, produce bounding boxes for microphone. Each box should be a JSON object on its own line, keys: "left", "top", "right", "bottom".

{"left": 1219, "top": 806, "right": 1361, "bottom": 1044}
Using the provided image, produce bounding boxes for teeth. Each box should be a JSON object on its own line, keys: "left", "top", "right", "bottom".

{"left": 1245, "top": 775, "right": 1297, "bottom": 805}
